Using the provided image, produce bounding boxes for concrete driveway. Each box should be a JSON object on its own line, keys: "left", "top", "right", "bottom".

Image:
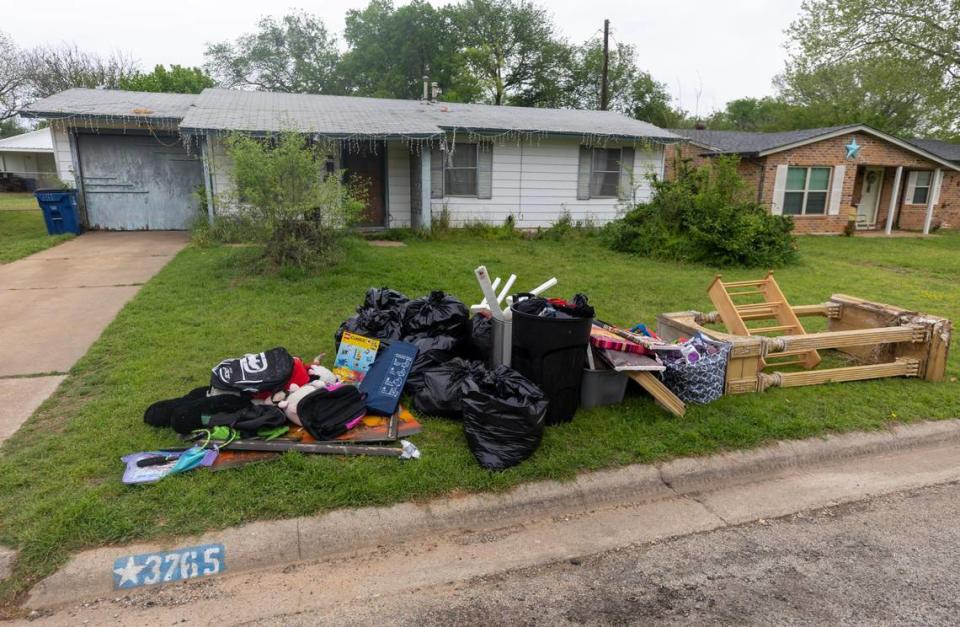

{"left": 0, "top": 231, "right": 188, "bottom": 444}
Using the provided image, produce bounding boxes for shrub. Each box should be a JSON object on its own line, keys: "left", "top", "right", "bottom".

{"left": 204, "top": 132, "right": 365, "bottom": 269}
{"left": 602, "top": 156, "right": 797, "bottom": 267}
{"left": 536, "top": 209, "right": 599, "bottom": 241}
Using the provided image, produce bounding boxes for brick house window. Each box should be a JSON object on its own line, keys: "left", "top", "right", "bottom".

{"left": 907, "top": 171, "right": 932, "bottom": 205}
{"left": 783, "top": 166, "right": 831, "bottom": 215}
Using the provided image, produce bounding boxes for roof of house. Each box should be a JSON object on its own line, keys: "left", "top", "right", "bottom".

{"left": 906, "top": 138, "right": 960, "bottom": 163}
{"left": 670, "top": 124, "right": 960, "bottom": 171}
{"left": 669, "top": 125, "right": 855, "bottom": 154}
{"left": 20, "top": 88, "right": 199, "bottom": 123}
{"left": 0, "top": 128, "right": 53, "bottom": 153}
{"left": 20, "top": 87, "right": 680, "bottom": 142}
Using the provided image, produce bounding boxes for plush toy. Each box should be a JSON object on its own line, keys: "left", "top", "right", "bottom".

{"left": 278, "top": 380, "right": 329, "bottom": 426}
{"left": 309, "top": 363, "right": 338, "bottom": 386}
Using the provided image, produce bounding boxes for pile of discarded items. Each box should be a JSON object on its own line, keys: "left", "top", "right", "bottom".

{"left": 133, "top": 267, "right": 951, "bottom": 483}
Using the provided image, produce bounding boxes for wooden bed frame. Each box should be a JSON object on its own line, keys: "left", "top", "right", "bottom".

{"left": 657, "top": 294, "right": 951, "bottom": 394}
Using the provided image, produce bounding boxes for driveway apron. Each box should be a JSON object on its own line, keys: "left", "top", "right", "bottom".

{"left": 0, "top": 231, "right": 188, "bottom": 445}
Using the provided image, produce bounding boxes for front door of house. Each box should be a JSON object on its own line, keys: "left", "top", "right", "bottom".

{"left": 341, "top": 141, "right": 387, "bottom": 227}
{"left": 857, "top": 167, "right": 884, "bottom": 229}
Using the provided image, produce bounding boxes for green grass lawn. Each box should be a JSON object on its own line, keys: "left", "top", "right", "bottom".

{"left": 0, "top": 194, "right": 74, "bottom": 263}
{"left": 1, "top": 232, "right": 959, "bottom": 607}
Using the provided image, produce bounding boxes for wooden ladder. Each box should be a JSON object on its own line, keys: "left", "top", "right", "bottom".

{"left": 707, "top": 272, "right": 821, "bottom": 370}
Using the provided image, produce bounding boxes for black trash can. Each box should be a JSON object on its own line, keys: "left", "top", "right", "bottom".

{"left": 510, "top": 304, "right": 593, "bottom": 425}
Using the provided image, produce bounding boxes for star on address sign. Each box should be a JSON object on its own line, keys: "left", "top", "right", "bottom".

{"left": 113, "top": 556, "right": 145, "bottom": 588}
{"left": 845, "top": 138, "right": 861, "bottom": 159}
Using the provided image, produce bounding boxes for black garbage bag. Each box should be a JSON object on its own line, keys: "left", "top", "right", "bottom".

{"left": 462, "top": 366, "right": 548, "bottom": 471}
{"left": 364, "top": 287, "right": 410, "bottom": 312}
{"left": 335, "top": 287, "right": 410, "bottom": 348}
{"left": 412, "top": 357, "right": 488, "bottom": 418}
{"left": 402, "top": 290, "right": 469, "bottom": 339}
{"left": 403, "top": 334, "right": 462, "bottom": 394}
{"left": 468, "top": 313, "right": 494, "bottom": 361}
{"left": 336, "top": 308, "right": 404, "bottom": 347}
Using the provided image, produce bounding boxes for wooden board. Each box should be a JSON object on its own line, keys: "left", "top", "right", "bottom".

{"left": 626, "top": 371, "right": 686, "bottom": 417}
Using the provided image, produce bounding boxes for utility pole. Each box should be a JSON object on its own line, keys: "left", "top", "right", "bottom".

{"left": 600, "top": 18, "right": 610, "bottom": 111}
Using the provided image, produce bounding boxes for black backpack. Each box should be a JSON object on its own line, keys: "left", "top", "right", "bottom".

{"left": 211, "top": 347, "right": 294, "bottom": 394}
{"left": 298, "top": 385, "right": 367, "bottom": 441}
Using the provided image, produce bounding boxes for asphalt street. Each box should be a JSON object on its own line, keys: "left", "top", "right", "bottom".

{"left": 265, "top": 481, "right": 960, "bottom": 626}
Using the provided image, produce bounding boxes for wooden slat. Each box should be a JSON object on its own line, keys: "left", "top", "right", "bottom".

{"left": 749, "top": 324, "right": 798, "bottom": 334}
{"left": 762, "top": 358, "right": 920, "bottom": 389}
{"left": 728, "top": 290, "right": 763, "bottom": 297}
{"left": 736, "top": 301, "right": 784, "bottom": 311}
{"left": 762, "top": 359, "right": 804, "bottom": 368}
{"left": 724, "top": 279, "right": 768, "bottom": 288}
{"left": 707, "top": 275, "right": 750, "bottom": 337}
{"left": 772, "top": 326, "right": 924, "bottom": 353}
{"left": 626, "top": 371, "right": 686, "bottom": 417}
{"left": 758, "top": 272, "right": 821, "bottom": 369}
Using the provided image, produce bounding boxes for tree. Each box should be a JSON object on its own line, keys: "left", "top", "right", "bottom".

{"left": 23, "top": 43, "right": 139, "bottom": 98}
{"left": 340, "top": 0, "right": 480, "bottom": 102}
{"left": 0, "top": 118, "right": 26, "bottom": 138}
{"left": 565, "top": 38, "right": 682, "bottom": 126}
{"left": 0, "top": 32, "right": 29, "bottom": 121}
{"left": 705, "top": 97, "right": 799, "bottom": 132}
{"left": 119, "top": 64, "right": 214, "bottom": 94}
{"left": 785, "top": 0, "right": 960, "bottom": 136}
{"left": 776, "top": 59, "right": 928, "bottom": 135}
{"left": 447, "top": 0, "right": 568, "bottom": 106}
{"left": 204, "top": 11, "right": 343, "bottom": 94}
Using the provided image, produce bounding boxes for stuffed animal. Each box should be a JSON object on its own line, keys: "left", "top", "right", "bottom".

{"left": 278, "top": 380, "right": 328, "bottom": 426}
{"left": 309, "top": 363, "right": 338, "bottom": 386}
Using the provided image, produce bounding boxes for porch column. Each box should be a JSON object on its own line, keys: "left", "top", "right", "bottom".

{"left": 922, "top": 168, "right": 942, "bottom": 235}
{"left": 200, "top": 132, "right": 215, "bottom": 225}
{"left": 884, "top": 165, "right": 903, "bottom": 235}
{"left": 419, "top": 148, "right": 432, "bottom": 229}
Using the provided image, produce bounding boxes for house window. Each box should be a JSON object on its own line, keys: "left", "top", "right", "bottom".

{"left": 910, "top": 171, "right": 931, "bottom": 204}
{"left": 590, "top": 148, "right": 622, "bottom": 198}
{"left": 783, "top": 166, "right": 831, "bottom": 215}
{"left": 444, "top": 143, "right": 478, "bottom": 196}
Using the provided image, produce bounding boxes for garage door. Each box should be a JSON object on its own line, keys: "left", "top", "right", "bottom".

{"left": 77, "top": 132, "right": 204, "bottom": 230}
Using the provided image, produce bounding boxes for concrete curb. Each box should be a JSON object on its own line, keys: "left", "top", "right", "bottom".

{"left": 24, "top": 418, "right": 960, "bottom": 609}
{"left": 0, "top": 546, "right": 15, "bottom": 581}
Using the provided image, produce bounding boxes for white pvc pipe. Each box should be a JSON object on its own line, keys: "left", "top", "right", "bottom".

{"left": 479, "top": 277, "right": 502, "bottom": 307}
{"left": 529, "top": 277, "right": 558, "bottom": 296}
{"left": 496, "top": 274, "right": 517, "bottom": 305}
{"left": 475, "top": 266, "right": 506, "bottom": 321}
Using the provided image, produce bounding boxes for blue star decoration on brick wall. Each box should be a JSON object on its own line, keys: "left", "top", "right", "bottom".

{"left": 845, "top": 138, "right": 861, "bottom": 159}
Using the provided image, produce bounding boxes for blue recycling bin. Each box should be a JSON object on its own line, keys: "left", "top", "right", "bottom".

{"left": 34, "top": 189, "right": 82, "bottom": 235}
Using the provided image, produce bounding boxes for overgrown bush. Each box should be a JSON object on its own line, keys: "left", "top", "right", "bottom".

{"left": 203, "top": 132, "right": 365, "bottom": 269}
{"left": 602, "top": 156, "right": 797, "bottom": 267}
{"left": 535, "top": 209, "right": 599, "bottom": 241}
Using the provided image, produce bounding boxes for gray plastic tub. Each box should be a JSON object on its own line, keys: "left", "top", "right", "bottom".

{"left": 580, "top": 368, "right": 628, "bottom": 409}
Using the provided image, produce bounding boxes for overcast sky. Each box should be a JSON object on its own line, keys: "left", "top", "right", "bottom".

{"left": 5, "top": 0, "right": 804, "bottom": 113}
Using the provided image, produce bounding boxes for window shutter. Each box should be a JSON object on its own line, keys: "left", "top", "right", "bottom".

{"left": 771, "top": 165, "right": 788, "bottom": 215}
{"left": 932, "top": 169, "right": 943, "bottom": 205}
{"left": 430, "top": 147, "right": 443, "bottom": 199}
{"left": 477, "top": 143, "right": 493, "bottom": 199}
{"left": 904, "top": 171, "right": 918, "bottom": 204}
{"left": 828, "top": 165, "right": 845, "bottom": 215}
{"left": 577, "top": 146, "right": 592, "bottom": 200}
{"left": 618, "top": 147, "right": 635, "bottom": 201}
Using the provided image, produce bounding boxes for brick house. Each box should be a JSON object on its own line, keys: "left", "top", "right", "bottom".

{"left": 667, "top": 125, "right": 960, "bottom": 234}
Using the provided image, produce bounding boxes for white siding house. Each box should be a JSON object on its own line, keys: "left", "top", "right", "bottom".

{"left": 0, "top": 127, "right": 59, "bottom": 188}
{"left": 21, "top": 88, "right": 681, "bottom": 230}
